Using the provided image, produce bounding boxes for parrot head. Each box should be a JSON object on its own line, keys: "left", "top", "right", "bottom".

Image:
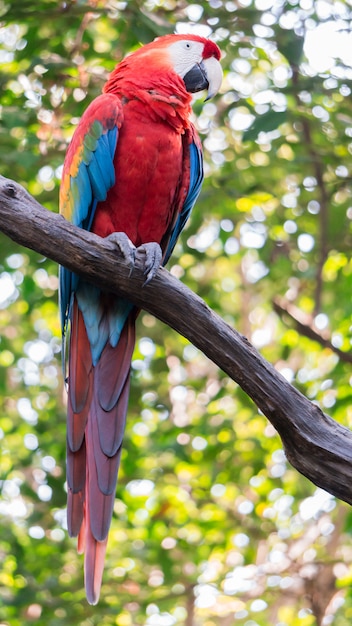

{"left": 160, "top": 34, "right": 223, "bottom": 100}
{"left": 106, "top": 34, "right": 222, "bottom": 102}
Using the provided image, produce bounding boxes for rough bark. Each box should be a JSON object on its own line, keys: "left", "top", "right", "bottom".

{"left": 0, "top": 175, "right": 352, "bottom": 504}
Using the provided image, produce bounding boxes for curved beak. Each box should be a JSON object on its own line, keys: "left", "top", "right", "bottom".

{"left": 183, "top": 56, "right": 223, "bottom": 100}
{"left": 203, "top": 56, "right": 223, "bottom": 100}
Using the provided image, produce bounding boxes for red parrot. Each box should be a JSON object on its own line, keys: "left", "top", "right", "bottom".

{"left": 59, "top": 33, "right": 222, "bottom": 604}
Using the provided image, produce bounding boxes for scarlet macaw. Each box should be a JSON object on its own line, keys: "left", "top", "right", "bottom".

{"left": 59, "top": 33, "right": 222, "bottom": 604}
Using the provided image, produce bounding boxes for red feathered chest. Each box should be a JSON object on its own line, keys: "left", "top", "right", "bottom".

{"left": 91, "top": 97, "right": 189, "bottom": 248}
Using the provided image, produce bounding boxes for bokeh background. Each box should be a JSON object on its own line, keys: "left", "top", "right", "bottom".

{"left": 0, "top": 1, "right": 352, "bottom": 624}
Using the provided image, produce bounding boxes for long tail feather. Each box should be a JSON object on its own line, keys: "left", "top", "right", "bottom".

{"left": 84, "top": 530, "right": 108, "bottom": 605}
{"left": 87, "top": 401, "right": 119, "bottom": 540}
{"left": 68, "top": 300, "right": 92, "bottom": 446}
{"left": 67, "top": 443, "right": 86, "bottom": 537}
{"left": 80, "top": 498, "right": 108, "bottom": 606}
{"left": 66, "top": 301, "right": 92, "bottom": 537}
{"left": 66, "top": 298, "right": 136, "bottom": 604}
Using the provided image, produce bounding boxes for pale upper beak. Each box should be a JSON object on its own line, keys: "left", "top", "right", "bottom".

{"left": 203, "top": 56, "right": 223, "bottom": 100}
{"left": 183, "top": 56, "right": 223, "bottom": 100}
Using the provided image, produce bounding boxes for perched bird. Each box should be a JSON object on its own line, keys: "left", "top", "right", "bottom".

{"left": 59, "top": 33, "right": 222, "bottom": 604}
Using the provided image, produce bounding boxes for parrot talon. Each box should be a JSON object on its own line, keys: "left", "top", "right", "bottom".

{"left": 106, "top": 232, "right": 136, "bottom": 275}
{"left": 135, "top": 242, "right": 162, "bottom": 285}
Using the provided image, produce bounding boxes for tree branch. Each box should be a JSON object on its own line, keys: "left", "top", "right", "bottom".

{"left": 1, "top": 175, "right": 352, "bottom": 505}
{"left": 273, "top": 297, "right": 352, "bottom": 365}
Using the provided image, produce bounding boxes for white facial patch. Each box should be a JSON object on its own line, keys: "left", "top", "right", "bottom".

{"left": 168, "top": 40, "right": 206, "bottom": 78}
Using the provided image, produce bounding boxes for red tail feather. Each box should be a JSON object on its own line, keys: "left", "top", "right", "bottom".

{"left": 66, "top": 299, "right": 136, "bottom": 603}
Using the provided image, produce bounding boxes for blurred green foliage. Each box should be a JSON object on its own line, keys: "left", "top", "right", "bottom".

{"left": 0, "top": 1, "right": 352, "bottom": 624}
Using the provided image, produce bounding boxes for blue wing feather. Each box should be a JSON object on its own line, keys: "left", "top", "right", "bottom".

{"left": 163, "top": 137, "right": 204, "bottom": 265}
{"left": 59, "top": 96, "right": 121, "bottom": 358}
{"left": 60, "top": 127, "right": 118, "bottom": 331}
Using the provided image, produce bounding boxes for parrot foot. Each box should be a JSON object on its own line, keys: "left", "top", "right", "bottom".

{"left": 135, "top": 242, "right": 162, "bottom": 285}
{"left": 106, "top": 232, "right": 136, "bottom": 275}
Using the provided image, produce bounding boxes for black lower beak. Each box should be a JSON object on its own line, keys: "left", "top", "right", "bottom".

{"left": 183, "top": 62, "right": 209, "bottom": 94}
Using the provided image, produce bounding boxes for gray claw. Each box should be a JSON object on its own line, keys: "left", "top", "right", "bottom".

{"left": 135, "top": 242, "right": 162, "bottom": 285}
{"left": 106, "top": 232, "right": 136, "bottom": 275}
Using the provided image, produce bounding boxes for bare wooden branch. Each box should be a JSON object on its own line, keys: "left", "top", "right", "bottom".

{"left": 1, "top": 175, "right": 352, "bottom": 505}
